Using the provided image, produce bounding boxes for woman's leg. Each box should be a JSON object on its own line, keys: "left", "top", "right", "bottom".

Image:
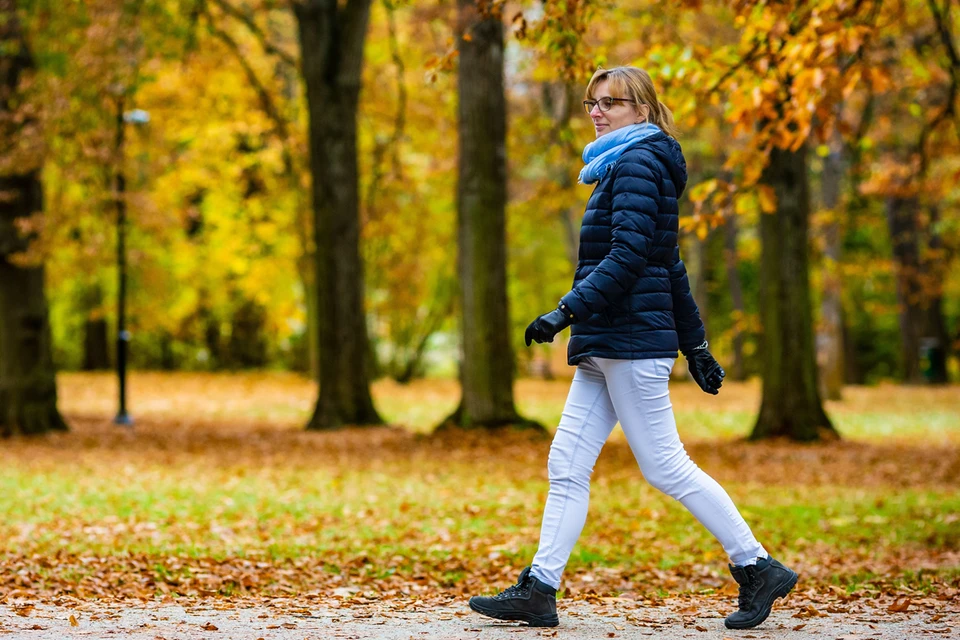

{"left": 598, "top": 357, "right": 767, "bottom": 566}
{"left": 530, "top": 357, "right": 620, "bottom": 590}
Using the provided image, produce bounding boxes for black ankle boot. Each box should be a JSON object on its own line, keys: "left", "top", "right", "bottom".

{"left": 724, "top": 555, "right": 798, "bottom": 629}
{"left": 469, "top": 566, "right": 559, "bottom": 627}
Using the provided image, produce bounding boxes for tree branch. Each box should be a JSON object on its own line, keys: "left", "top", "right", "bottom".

{"left": 202, "top": 10, "right": 291, "bottom": 143}
{"left": 208, "top": 0, "right": 298, "bottom": 69}
{"left": 919, "top": 0, "right": 960, "bottom": 176}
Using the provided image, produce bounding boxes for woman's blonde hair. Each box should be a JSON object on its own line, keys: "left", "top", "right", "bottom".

{"left": 585, "top": 66, "right": 678, "bottom": 139}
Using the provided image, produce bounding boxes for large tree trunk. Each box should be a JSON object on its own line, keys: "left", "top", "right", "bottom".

{"left": 0, "top": 251, "right": 67, "bottom": 437}
{"left": 752, "top": 144, "right": 835, "bottom": 441}
{"left": 0, "top": 2, "right": 67, "bottom": 436}
{"left": 295, "top": 0, "right": 382, "bottom": 429}
{"left": 817, "top": 132, "right": 845, "bottom": 400}
{"left": 440, "top": 0, "right": 538, "bottom": 430}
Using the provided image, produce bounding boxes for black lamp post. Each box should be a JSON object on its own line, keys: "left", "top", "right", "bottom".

{"left": 114, "top": 105, "right": 149, "bottom": 426}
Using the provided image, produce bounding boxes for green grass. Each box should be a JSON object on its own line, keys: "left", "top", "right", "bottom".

{"left": 1, "top": 460, "right": 956, "bottom": 573}
{"left": 0, "top": 373, "right": 955, "bottom": 598}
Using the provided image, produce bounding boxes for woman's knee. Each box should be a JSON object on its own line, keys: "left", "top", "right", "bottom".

{"left": 547, "top": 442, "right": 593, "bottom": 490}
{"left": 640, "top": 450, "right": 698, "bottom": 496}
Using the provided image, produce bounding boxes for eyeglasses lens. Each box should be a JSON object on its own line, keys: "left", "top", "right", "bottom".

{"left": 583, "top": 97, "right": 615, "bottom": 114}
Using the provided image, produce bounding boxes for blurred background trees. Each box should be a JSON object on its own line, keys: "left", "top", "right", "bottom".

{"left": 0, "top": 0, "right": 957, "bottom": 438}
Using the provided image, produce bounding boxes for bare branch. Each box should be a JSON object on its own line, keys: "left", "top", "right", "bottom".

{"left": 918, "top": 0, "right": 960, "bottom": 176}
{"left": 202, "top": 10, "right": 291, "bottom": 143}
{"left": 208, "top": 0, "right": 298, "bottom": 69}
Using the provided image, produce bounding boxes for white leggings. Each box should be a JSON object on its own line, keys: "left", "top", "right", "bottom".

{"left": 530, "top": 357, "right": 766, "bottom": 590}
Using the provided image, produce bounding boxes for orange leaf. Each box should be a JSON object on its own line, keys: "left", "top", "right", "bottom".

{"left": 887, "top": 597, "right": 912, "bottom": 612}
{"left": 758, "top": 186, "right": 777, "bottom": 213}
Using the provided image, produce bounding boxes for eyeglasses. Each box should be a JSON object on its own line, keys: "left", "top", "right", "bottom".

{"left": 583, "top": 96, "right": 636, "bottom": 114}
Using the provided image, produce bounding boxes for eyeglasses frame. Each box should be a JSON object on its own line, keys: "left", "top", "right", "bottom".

{"left": 583, "top": 96, "right": 638, "bottom": 115}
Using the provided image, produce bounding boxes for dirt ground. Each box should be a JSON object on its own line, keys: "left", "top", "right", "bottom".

{"left": 1, "top": 593, "right": 955, "bottom": 639}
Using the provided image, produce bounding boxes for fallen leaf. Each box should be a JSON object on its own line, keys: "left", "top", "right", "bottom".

{"left": 200, "top": 622, "right": 218, "bottom": 630}
{"left": 887, "top": 597, "right": 912, "bottom": 612}
{"left": 69, "top": 614, "right": 79, "bottom": 627}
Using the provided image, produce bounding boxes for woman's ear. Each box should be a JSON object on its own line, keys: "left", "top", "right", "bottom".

{"left": 634, "top": 103, "right": 650, "bottom": 124}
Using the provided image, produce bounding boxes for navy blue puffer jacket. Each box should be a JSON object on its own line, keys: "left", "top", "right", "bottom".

{"left": 558, "top": 131, "right": 705, "bottom": 365}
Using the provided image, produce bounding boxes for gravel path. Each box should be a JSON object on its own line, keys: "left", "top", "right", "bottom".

{"left": 1, "top": 597, "right": 955, "bottom": 639}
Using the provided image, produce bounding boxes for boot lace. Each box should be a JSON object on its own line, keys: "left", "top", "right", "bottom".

{"left": 738, "top": 567, "right": 761, "bottom": 610}
{"left": 495, "top": 576, "right": 531, "bottom": 600}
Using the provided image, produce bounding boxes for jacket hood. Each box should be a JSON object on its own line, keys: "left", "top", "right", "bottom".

{"left": 644, "top": 133, "right": 688, "bottom": 198}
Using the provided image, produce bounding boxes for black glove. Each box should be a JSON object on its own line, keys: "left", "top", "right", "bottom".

{"left": 524, "top": 302, "right": 576, "bottom": 347}
{"left": 683, "top": 340, "right": 725, "bottom": 395}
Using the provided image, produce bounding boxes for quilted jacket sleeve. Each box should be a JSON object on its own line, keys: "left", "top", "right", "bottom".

{"left": 559, "top": 154, "right": 659, "bottom": 322}
{"left": 668, "top": 245, "right": 706, "bottom": 352}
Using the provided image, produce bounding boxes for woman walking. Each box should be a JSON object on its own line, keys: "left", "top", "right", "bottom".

{"left": 468, "top": 66, "right": 797, "bottom": 630}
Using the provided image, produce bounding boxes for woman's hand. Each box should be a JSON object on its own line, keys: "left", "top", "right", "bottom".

{"left": 682, "top": 341, "right": 725, "bottom": 394}
{"left": 524, "top": 305, "right": 575, "bottom": 346}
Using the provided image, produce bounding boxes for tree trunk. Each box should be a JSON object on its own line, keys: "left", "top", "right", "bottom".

{"left": 200, "top": 301, "right": 221, "bottom": 369}
{"left": 886, "top": 195, "right": 925, "bottom": 383}
{"left": 920, "top": 205, "right": 950, "bottom": 384}
{"left": 81, "top": 285, "right": 110, "bottom": 371}
{"left": 676, "top": 224, "right": 710, "bottom": 381}
{"left": 0, "top": 257, "right": 67, "bottom": 437}
{"left": 752, "top": 144, "right": 835, "bottom": 441}
{"left": 227, "top": 299, "right": 268, "bottom": 369}
{"left": 542, "top": 81, "right": 580, "bottom": 269}
{"left": 817, "top": 132, "right": 845, "bottom": 400}
{"left": 0, "top": 2, "right": 66, "bottom": 436}
{"left": 440, "top": 0, "right": 539, "bottom": 430}
{"left": 841, "top": 306, "right": 862, "bottom": 384}
{"left": 295, "top": 0, "right": 382, "bottom": 429}
{"left": 722, "top": 215, "right": 746, "bottom": 381}
{"left": 687, "top": 227, "right": 709, "bottom": 337}
{"left": 299, "top": 252, "right": 320, "bottom": 379}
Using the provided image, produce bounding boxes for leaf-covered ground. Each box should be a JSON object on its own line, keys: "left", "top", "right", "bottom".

{"left": 0, "top": 373, "right": 957, "bottom": 637}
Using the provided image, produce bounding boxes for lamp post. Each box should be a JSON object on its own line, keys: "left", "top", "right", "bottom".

{"left": 114, "top": 105, "right": 149, "bottom": 426}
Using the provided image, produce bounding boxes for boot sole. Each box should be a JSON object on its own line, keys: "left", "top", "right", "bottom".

{"left": 469, "top": 599, "right": 559, "bottom": 627}
{"left": 724, "top": 570, "right": 798, "bottom": 630}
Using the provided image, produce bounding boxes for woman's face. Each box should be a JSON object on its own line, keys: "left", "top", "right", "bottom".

{"left": 587, "top": 79, "right": 648, "bottom": 138}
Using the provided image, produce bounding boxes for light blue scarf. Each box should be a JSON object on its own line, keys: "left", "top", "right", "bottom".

{"left": 578, "top": 122, "right": 662, "bottom": 185}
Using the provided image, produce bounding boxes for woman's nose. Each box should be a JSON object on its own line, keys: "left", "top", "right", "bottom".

{"left": 590, "top": 104, "right": 603, "bottom": 117}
